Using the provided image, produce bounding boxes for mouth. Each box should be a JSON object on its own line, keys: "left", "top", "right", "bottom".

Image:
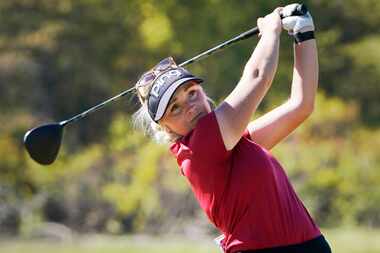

{"left": 191, "top": 112, "right": 205, "bottom": 124}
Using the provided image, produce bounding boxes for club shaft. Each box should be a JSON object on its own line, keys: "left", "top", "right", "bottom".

{"left": 179, "top": 27, "right": 259, "bottom": 67}
{"left": 60, "top": 28, "right": 259, "bottom": 126}
{"left": 61, "top": 86, "right": 135, "bottom": 126}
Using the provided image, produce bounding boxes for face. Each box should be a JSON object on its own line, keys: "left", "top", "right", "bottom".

{"left": 159, "top": 81, "right": 211, "bottom": 136}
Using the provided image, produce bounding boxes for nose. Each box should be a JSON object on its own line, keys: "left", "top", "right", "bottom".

{"left": 185, "top": 104, "right": 197, "bottom": 119}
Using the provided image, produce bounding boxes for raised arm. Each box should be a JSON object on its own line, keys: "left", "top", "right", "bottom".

{"left": 214, "top": 9, "right": 282, "bottom": 150}
{"left": 248, "top": 39, "right": 318, "bottom": 150}
{"left": 247, "top": 8, "right": 318, "bottom": 150}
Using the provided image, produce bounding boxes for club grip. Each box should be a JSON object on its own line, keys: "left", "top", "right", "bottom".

{"left": 280, "top": 3, "right": 308, "bottom": 19}
{"left": 242, "top": 3, "right": 308, "bottom": 39}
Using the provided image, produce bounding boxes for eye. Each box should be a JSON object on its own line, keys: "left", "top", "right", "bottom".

{"left": 170, "top": 104, "right": 181, "bottom": 115}
{"left": 188, "top": 89, "right": 198, "bottom": 100}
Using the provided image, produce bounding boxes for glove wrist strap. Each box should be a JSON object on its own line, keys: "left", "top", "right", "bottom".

{"left": 294, "top": 31, "right": 315, "bottom": 44}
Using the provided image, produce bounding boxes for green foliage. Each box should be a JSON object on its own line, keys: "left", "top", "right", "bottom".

{"left": 103, "top": 114, "right": 189, "bottom": 232}
{"left": 273, "top": 93, "right": 380, "bottom": 227}
{"left": 1, "top": 0, "right": 380, "bottom": 235}
{"left": 138, "top": 2, "right": 173, "bottom": 50}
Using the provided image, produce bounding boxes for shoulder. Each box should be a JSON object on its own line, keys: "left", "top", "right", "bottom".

{"left": 170, "top": 111, "right": 231, "bottom": 164}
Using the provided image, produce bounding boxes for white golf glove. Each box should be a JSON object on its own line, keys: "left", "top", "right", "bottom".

{"left": 282, "top": 3, "right": 314, "bottom": 34}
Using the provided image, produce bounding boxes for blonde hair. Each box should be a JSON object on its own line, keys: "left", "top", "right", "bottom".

{"left": 132, "top": 79, "right": 215, "bottom": 144}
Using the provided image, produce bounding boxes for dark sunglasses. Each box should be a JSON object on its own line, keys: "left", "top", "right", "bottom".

{"left": 137, "top": 57, "right": 177, "bottom": 88}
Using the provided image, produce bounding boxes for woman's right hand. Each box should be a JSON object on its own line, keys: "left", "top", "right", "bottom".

{"left": 257, "top": 8, "right": 283, "bottom": 37}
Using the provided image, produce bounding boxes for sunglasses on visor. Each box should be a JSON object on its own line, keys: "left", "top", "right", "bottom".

{"left": 136, "top": 57, "right": 178, "bottom": 88}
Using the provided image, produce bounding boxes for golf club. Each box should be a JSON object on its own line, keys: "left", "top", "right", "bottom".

{"left": 24, "top": 4, "right": 308, "bottom": 165}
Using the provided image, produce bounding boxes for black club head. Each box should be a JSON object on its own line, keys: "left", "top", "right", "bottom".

{"left": 24, "top": 123, "right": 64, "bottom": 165}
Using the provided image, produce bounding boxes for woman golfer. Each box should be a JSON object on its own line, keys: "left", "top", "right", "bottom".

{"left": 134, "top": 5, "right": 331, "bottom": 253}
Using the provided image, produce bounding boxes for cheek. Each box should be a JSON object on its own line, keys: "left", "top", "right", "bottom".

{"left": 162, "top": 116, "right": 189, "bottom": 134}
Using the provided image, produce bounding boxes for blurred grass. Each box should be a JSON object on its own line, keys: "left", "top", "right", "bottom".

{"left": 323, "top": 227, "right": 380, "bottom": 253}
{"left": 1, "top": 228, "right": 380, "bottom": 253}
{"left": 0, "top": 234, "right": 215, "bottom": 253}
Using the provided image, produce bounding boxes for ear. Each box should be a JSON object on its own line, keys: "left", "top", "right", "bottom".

{"left": 162, "top": 124, "right": 174, "bottom": 134}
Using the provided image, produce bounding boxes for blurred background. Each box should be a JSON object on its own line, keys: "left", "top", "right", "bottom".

{"left": 1, "top": 0, "right": 380, "bottom": 252}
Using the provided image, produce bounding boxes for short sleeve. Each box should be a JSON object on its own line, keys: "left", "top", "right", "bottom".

{"left": 170, "top": 111, "right": 233, "bottom": 177}
{"left": 187, "top": 111, "right": 231, "bottom": 164}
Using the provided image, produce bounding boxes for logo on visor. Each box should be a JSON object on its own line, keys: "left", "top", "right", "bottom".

{"left": 150, "top": 69, "right": 183, "bottom": 98}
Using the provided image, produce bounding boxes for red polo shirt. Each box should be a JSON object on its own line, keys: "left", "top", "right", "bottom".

{"left": 170, "top": 112, "right": 321, "bottom": 253}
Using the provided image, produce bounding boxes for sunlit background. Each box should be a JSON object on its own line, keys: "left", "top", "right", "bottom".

{"left": 1, "top": 0, "right": 380, "bottom": 252}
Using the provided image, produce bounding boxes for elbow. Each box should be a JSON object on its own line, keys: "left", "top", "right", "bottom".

{"left": 243, "top": 66, "right": 274, "bottom": 88}
{"left": 291, "top": 100, "right": 315, "bottom": 121}
{"left": 297, "top": 101, "right": 314, "bottom": 119}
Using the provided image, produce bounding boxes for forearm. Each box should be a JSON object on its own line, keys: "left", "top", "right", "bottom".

{"left": 228, "top": 32, "right": 279, "bottom": 109}
{"left": 289, "top": 39, "right": 318, "bottom": 114}
{"left": 243, "top": 33, "right": 280, "bottom": 85}
{"left": 223, "top": 32, "right": 280, "bottom": 127}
